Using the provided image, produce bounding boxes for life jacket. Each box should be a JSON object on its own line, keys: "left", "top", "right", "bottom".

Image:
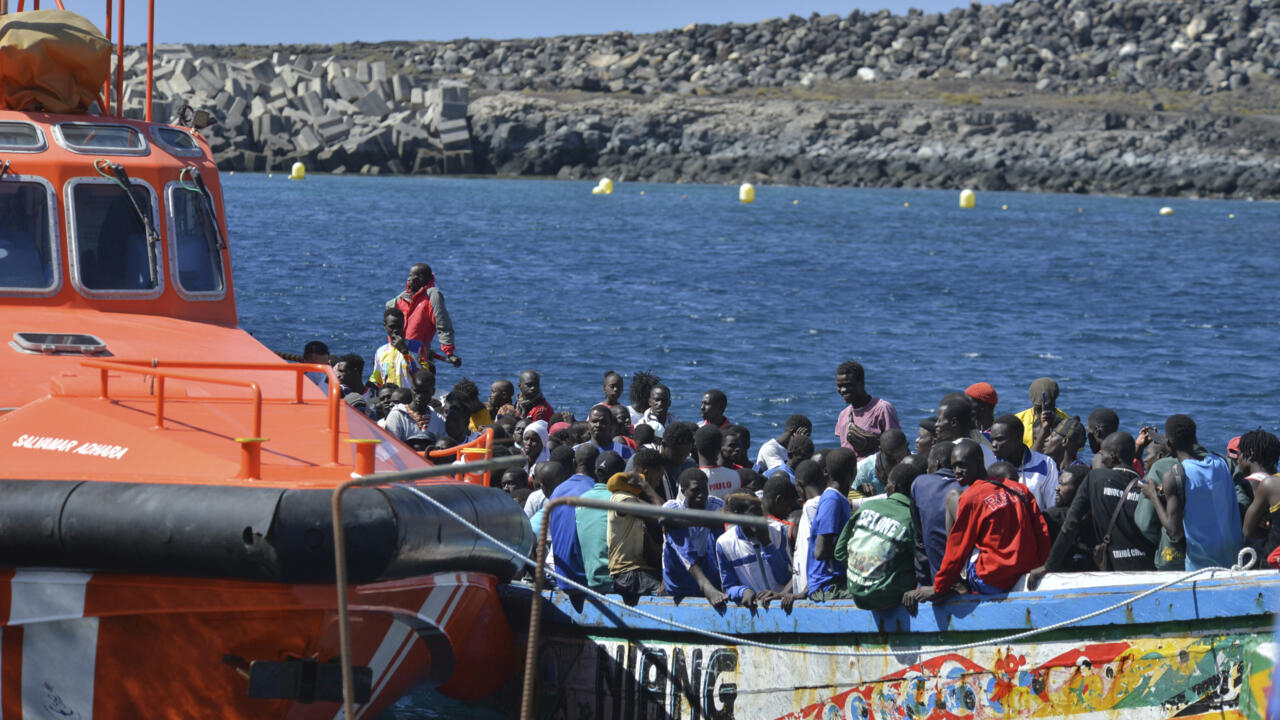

{"left": 396, "top": 280, "right": 438, "bottom": 347}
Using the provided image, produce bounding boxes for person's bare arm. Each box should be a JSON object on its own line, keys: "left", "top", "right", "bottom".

{"left": 688, "top": 563, "right": 726, "bottom": 607}
{"left": 1243, "top": 482, "right": 1272, "bottom": 539}
{"left": 812, "top": 533, "right": 834, "bottom": 563}
{"left": 1142, "top": 469, "right": 1184, "bottom": 542}
{"left": 944, "top": 488, "right": 961, "bottom": 535}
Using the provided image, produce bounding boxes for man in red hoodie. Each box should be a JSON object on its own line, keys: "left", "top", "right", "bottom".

{"left": 904, "top": 440, "right": 1049, "bottom": 610}
{"left": 389, "top": 263, "right": 460, "bottom": 367}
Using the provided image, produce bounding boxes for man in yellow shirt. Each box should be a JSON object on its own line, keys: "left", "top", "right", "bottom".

{"left": 1014, "top": 377, "right": 1069, "bottom": 452}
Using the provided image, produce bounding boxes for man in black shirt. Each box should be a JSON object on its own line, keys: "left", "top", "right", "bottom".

{"left": 1029, "top": 432, "right": 1155, "bottom": 587}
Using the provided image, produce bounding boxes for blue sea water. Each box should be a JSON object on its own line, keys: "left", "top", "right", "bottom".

{"left": 225, "top": 174, "right": 1280, "bottom": 454}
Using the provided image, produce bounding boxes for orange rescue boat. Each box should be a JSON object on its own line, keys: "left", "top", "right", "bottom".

{"left": 0, "top": 5, "right": 532, "bottom": 718}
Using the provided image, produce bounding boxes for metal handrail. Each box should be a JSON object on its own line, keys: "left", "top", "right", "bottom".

{"left": 520, "top": 495, "right": 769, "bottom": 720}
{"left": 81, "top": 359, "right": 343, "bottom": 464}
{"left": 428, "top": 426, "right": 495, "bottom": 485}
{"left": 331, "top": 454, "right": 527, "bottom": 720}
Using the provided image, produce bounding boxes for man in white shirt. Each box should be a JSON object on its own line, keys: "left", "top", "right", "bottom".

{"left": 989, "top": 413, "right": 1060, "bottom": 511}
{"left": 693, "top": 423, "right": 740, "bottom": 499}
{"left": 755, "top": 414, "right": 812, "bottom": 473}
{"left": 638, "top": 384, "right": 677, "bottom": 439}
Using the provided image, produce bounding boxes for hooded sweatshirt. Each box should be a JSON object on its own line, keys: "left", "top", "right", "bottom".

{"left": 391, "top": 279, "right": 455, "bottom": 356}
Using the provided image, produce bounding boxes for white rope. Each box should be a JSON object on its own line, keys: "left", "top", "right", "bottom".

{"left": 396, "top": 483, "right": 1257, "bottom": 659}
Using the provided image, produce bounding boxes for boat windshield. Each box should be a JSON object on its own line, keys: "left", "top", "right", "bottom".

{"left": 0, "top": 180, "right": 56, "bottom": 291}
{"left": 72, "top": 182, "right": 158, "bottom": 292}
{"left": 168, "top": 185, "right": 224, "bottom": 294}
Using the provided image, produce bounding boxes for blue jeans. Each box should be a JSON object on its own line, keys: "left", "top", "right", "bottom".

{"left": 965, "top": 554, "right": 1005, "bottom": 595}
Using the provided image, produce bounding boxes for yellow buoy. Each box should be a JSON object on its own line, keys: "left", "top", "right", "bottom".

{"left": 639, "top": 190, "right": 645, "bottom": 196}
{"left": 792, "top": 199, "right": 799, "bottom": 205}
{"left": 598, "top": 177, "right": 614, "bottom": 195}
{"left": 739, "top": 183, "right": 755, "bottom": 204}
{"left": 958, "top": 189, "right": 976, "bottom": 209}
{"left": 1001, "top": 204, "right": 1008, "bottom": 210}
{"left": 903, "top": 202, "right": 909, "bottom": 207}
{"left": 591, "top": 186, "right": 604, "bottom": 195}
{"left": 1159, "top": 207, "right": 1174, "bottom": 216}
{"left": 1078, "top": 208, "right": 1083, "bottom": 213}
{"left": 289, "top": 162, "right": 306, "bottom": 180}
{"left": 1229, "top": 213, "right": 1236, "bottom": 219}
{"left": 268, "top": 173, "right": 274, "bottom": 179}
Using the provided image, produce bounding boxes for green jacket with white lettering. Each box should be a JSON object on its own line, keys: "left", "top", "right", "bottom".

{"left": 834, "top": 493, "right": 916, "bottom": 610}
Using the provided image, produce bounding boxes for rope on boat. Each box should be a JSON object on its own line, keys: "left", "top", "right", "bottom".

{"left": 397, "top": 483, "right": 1259, "bottom": 659}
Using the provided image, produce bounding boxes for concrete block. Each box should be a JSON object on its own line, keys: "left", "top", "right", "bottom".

{"left": 439, "top": 80, "right": 468, "bottom": 104}
{"left": 309, "top": 77, "right": 327, "bottom": 99}
{"left": 173, "top": 59, "right": 196, "bottom": 80}
{"left": 155, "top": 44, "right": 194, "bottom": 62}
{"left": 245, "top": 58, "right": 274, "bottom": 84}
{"left": 370, "top": 61, "right": 388, "bottom": 82}
{"left": 317, "top": 114, "right": 351, "bottom": 144}
{"left": 356, "top": 61, "right": 370, "bottom": 84}
{"left": 214, "top": 90, "right": 233, "bottom": 112}
{"left": 439, "top": 101, "right": 467, "bottom": 120}
{"left": 301, "top": 91, "right": 324, "bottom": 118}
{"left": 333, "top": 75, "right": 366, "bottom": 102}
{"left": 294, "top": 126, "right": 322, "bottom": 154}
{"left": 225, "top": 97, "right": 247, "bottom": 128}
{"left": 410, "top": 87, "right": 425, "bottom": 107}
{"left": 267, "top": 97, "right": 290, "bottom": 112}
{"left": 390, "top": 74, "right": 409, "bottom": 103}
{"left": 279, "top": 67, "right": 298, "bottom": 88}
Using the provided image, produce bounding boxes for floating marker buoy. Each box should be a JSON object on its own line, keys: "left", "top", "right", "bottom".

{"left": 639, "top": 190, "right": 645, "bottom": 196}
{"left": 1159, "top": 206, "right": 1174, "bottom": 215}
{"left": 903, "top": 202, "right": 909, "bottom": 207}
{"left": 289, "top": 162, "right": 306, "bottom": 180}
{"left": 958, "top": 189, "right": 976, "bottom": 209}
{"left": 1078, "top": 208, "right": 1083, "bottom": 213}
{"left": 268, "top": 173, "right": 274, "bottom": 179}
{"left": 591, "top": 186, "right": 604, "bottom": 195}
{"left": 595, "top": 177, "right": 614, "bottom": 195}
{"left": 229, "top": 170, "right": 235, "bottom": 176}
{"left": 1001, "top": 204, "right": 1008, "bottom": 210}
{"left": 793, "top": 199, "right": 799, "bottom": 205}
{"left": 1229, "top": 213, "right": 1236, "bottom": 219}
{"left": 739, "top": 183, "right": 755, "bottom": 204}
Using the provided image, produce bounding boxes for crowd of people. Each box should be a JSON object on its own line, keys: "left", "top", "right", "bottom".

{"left": 304, "top": 264, "right": 1278, "bottom": 612}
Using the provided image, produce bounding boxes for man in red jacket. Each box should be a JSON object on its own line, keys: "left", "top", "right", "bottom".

{"left": 903, "top": 440, "right": 1050, "bottom": 611}
{"left": 389, "top": 263, "right": 461, "bottom": 367}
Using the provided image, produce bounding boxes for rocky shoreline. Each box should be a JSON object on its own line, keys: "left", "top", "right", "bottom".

{"left": 116, "top": 0, "right": 1280, "bottom": 197}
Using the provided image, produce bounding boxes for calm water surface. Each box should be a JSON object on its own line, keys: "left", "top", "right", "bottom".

{"left": 226, "top": 174, "right": 1280, "bottom": 454}
{"left": 223, "top": 174, "right": 1278, "bottom": 717}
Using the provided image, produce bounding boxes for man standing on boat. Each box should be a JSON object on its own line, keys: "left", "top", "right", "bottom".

{"left": 834, "top": 361, "right": 900, "bottom": 461}
{"left": 389, "top": 263, "right": 461, "bottom": 368}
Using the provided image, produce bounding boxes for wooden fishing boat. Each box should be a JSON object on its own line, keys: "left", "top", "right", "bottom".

{"left": 504, "top": 569, "right": 1279, "bottom": 719}
{"left": 0, "top": 4, "right": 532, "bottom": 718}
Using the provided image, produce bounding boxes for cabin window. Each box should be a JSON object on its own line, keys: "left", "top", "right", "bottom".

{"left": 0, "top": 179, "right": 57, "bottom": 293}
{"left": 151, "top": 127, "right": 202, "bottom": 157}
{"left": 0, "top": 122, "right": 46, "bottom": 152}
{"left": 70, "top": 180, "right": 161, "bottom": 293}
{"left": 54, "top": 123, "right": 147, "bottom": 155}
{"left": 166, "top": 183, "right": 225, "bottom": 296}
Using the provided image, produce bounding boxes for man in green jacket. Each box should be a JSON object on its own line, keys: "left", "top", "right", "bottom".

{"left": 835, "top": 463, "right": 921, "bottom": 610}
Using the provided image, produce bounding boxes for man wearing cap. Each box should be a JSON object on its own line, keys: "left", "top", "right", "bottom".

{"left": 1015, "top": 377, "right": 1070, "bottom": 452}
{"left": 965, "top": 382, "right": 998, "bottom": 434}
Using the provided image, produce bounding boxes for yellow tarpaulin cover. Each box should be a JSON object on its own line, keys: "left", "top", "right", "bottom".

{"left": 0, "top": 9, "right": 111, "bottom": 113}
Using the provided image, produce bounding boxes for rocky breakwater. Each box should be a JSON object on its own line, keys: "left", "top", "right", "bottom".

{"left": 115, "top": 0, "right": 1280, "bottom": 197}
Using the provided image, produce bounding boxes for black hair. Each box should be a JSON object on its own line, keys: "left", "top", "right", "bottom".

{"left": 633, "top": 424, "right": 656, "bottom": 446}
{"left": 650, "top": 383, "right": 670, "bottom": 399}
{"left": 383, "top": 306, "right": 405, "bottom": 323}
{"left": 785, "top": 414, "right": 812, "bottom": 432}
{"left": 762, "top": 474, "right": 798, "bottom": 501}
{"left": 573, "top": 443, "right": 600, "bottom": 472}
{"left": 879, "top": 429, "right": 908, "bottom": 455}
{"left": 663, "top": 422, "right": 694, "bottom": 447}
{"left": 887, "top": 463, "right": 921, "bottom": 496}
{"left": 1165, "top": 414, "right": 1198, "bottom": 451}
{"left": 825, "top": 447, "right": 857, "bottom": 483}
{"left": 411, "top": 262, "right": 433, "bottom": 279}
{"left": 549, "top": 428, "right": 575, "bottom": 447}
{"left": 390, "top": 387, "right": 412, "bottom": 404}
{"left": 1239, "top": 429, "right": 1280, "bottom": 471}
{"left": 678, "top": 467, "right": 708, "bottom": 490}
{"left": 704, "top": 389, "right": 727, "bottom": 407}
{"left": 786, "top": 433, "right": 814, "bottom": 459}
{"left": 724, "top": 492, "right": 762, "bottom": 515}
{"left": 938, "top": 394, "right": 973, "bottom": 426}
{"left": 633, "top": 447, "right": 663, "bottom": 471}
{"left": 604, "top": 370, "right": 623, "bottom": 381}
{"left": 992, "top": 413, "right": 1025, "bottom": 438}
{"left": 338, "top": 353, "right": 365, "bottom": 374}
{"left": 987, "top": 461, "right": 1018, "bottom": 480}
{"left": 1061, "top": 464, "right": 1090, "bottom": 485}
{"left": 693, "top": 424, "right": 723, "bottom": 461}
{"left": 836, "top": 360, "right": 865, "bottom": 383}
{"left": 1087, "top": 408, "right": 1120, "bottom": 435}
{"left": 918, "top": 416, "right": 937, "bottom": 434}
{"left": 724, "top": 424, "right": 749, "bottom": 443}
{"left": 303, "top": 340, "right": 329, "bottom": 356}
{"left": 451, "top": 377, "right": 479, "bottom": 402}
{"left": 588, "top": 404, "right": 613, "bottom": 420}
{"left": 630, "top": 371, "right": 659, "bottom": 407}
{"left": 1101, "top": 431, "right": 1136, "bottom": 465}
{"left": 794, "top": 459, "right": 825, "bottom": 490}
{"left": 739, "top": 467, "right": 765, "bottom": 493}
{"left": 549, "top": 444, "right": 575, "bottom": 468}
{"left": 927, "top": 441, "right": 953, "bottom": 471}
